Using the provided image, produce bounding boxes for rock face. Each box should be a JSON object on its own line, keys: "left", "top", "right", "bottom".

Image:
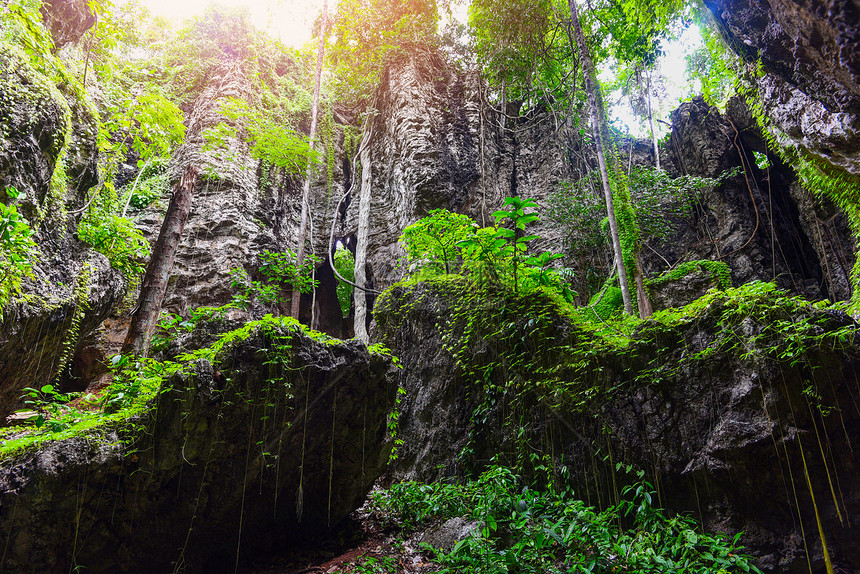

{"left": 138, "top": 59, "right": 283, "bottom": 315}
{"left": 376, "top": 280, "right": 860, "bottom": 572}
{"left": 40, "top": 0, "right": 96, "bottom": 49}
{"left": 0, "top": 45, "right": 70, "bottom": 212}
{"left": 343, "top": 51, "right": 583, "bottom": 300}
{"left": 0, "top": 42, "right": 124, "bottom": 420}
{"left": 704, "top": 0, "right": 860, "bottom": 176}
{"left": 661, "top": 95, "right": 855, "bottom": 303}
{"left": 134, "top": 52, "right": 353, "bottom": 337}
{"left": 0, "top": 323, "right": 397, "bottom": 573}
{"left": 0, "top": 239, "right": 125, "bottom": 421}
{"left": 337, "top": 51, "right": 855, "bottom": 326}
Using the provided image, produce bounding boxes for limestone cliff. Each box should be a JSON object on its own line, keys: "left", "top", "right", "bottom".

{"left": 704, "top": 0, "right": 860, "bottom": 177}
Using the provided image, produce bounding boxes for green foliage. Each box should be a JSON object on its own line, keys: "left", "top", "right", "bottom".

{"left": 344, "top": 555, "right": 399, "bottom": 573}
{"left": 0, "top": 188, "right": 39, "bottom": 317}
{"left": 627, "top": 166, "right": 712, "bottom": 240}
{"left": 0, "top": 0, "right": 65, "bottom": 82}
{"left": 150, "top": 304, "right": 237, "bottom": 354}
{"left": 737, "top": 64, "right": 860, "bottom": 311}
{"left": 606, "top": 164, "right": 641, "bottom": 291}
{"left": 371, "top": 465, "right": 762, "bottom": 573}
{"left": 457, "top": 197, "right": 572, "bottom": 299}
{"left": 548, "top": 166, "right": 717, "bottom": 303}
{"left": 685, "top": 13, "right": 744, "bottom": 108}
{"left": 2, "top": 314, "right": 351, "bottom": 458}
{"left": 547, "top": 177, "right": 609, "bottom": 301}
{"left": 401, "top": 209, "right": 476, "bottom": 275}
{"left": 334, "top": 245, "right": 355, "bottom": 317}
{"left": 120, "top": 158, "right": 170, "bottom": 211}
{"left": 583, "top": 283, "right": 624, "bottom": 322}
{"left": 378, "top": 275, "right": 854, "bottom": 488}
{"left": 230, "top": 249, "right": 321, "bottom": 309}
{"left": 648, "top": 260, "right": 732, "bottom": 291}
{"left": 77, "top": 183, "right": 150, "bottom": 277}
{"left": 99, "top": 90, "right": 185, "bottom": 164}
{"left": 328, "top": 0, "right": 439, "bottom": 107}
{"left": 467, "top": 0, "right": 573, "bottom": 108}
{"left": 18, "top": 384, "right": 87, "bottom": 432}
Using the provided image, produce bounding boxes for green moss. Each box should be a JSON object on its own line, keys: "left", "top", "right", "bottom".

{"left": 0, "top": 314, "right": 371, "bottom": 460}
{"left": 647, "top": 260, "right": 732, "bottom": 290}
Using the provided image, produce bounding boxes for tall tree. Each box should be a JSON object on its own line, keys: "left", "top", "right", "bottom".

{"left": 122, "top": 165, "right": 198, "bottom": 356}
{"left": 327, "top": 0, "right": 438, "bottom": 339}
{"left": 353, "top": 122, "right": 375, "bottom": 343}
{"left": 566, "top": 0, "right": 634, "bottom": 315}
{"left": 291, "top": 0, "right": 328, "bottom": 319}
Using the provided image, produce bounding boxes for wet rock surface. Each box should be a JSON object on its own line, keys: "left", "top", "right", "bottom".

{"left": 0, "top": 324, "right": 397, "bottom": 573}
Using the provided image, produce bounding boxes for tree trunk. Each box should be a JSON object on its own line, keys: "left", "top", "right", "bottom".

{"left": 646, "top": 68, "right": 660, "bottom": 170}
{"left": 634, "top": 257, "right": 653, "bottom": 317}
{"left": 291, "top": 0, "right": 328, "bottom": 319}
{"left": 567, "top": 0, "right": 633, "bottom": 315}
{"left": 122, "top": 165, "right": 198, "bottom": 357}
{"left": 353, "top": 125, "right": 374, "bottom": 343}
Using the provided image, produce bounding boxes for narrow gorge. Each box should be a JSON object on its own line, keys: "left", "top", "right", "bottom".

{"left": 0, "top": 0, "right": 859, "bottom": 572}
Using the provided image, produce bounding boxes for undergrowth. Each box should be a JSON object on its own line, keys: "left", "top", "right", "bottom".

{"left": 367, "top": 465, "right": 762, "bottom": 573}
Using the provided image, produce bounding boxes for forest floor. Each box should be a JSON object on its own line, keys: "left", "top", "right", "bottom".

{"left": 239, "top": 496, "right": 443, "bottom": 574}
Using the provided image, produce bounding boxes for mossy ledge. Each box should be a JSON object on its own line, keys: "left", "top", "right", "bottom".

{"left": 0, "top": 316, "right": 398, "bottom": 574}
{"left": 376, "top": 277, "right": 860, "bottom": 571}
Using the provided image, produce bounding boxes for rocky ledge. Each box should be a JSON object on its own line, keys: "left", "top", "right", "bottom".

{"left": 0, "top": 319, "right": 397, "bottom": 573}
{"left": 376, "top": 278, "right": 860, "bottom": 573}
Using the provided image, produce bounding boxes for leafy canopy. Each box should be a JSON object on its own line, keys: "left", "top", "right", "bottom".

{"left": 328, "top": 0, "right": 439, "bottom": 108}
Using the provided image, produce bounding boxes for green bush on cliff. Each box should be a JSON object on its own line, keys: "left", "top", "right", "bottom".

{"left": 400, "top": 198, "right": 574, "bottom": 302}
{"left": 0, "top": 188, "right": 39, "bottom": 318}
{"left": 401, "top": 208, "right": 475, "bottom": 275}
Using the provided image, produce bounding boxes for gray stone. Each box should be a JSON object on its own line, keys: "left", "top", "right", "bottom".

{"left": 704, "top": 0, "right": 860, "bottom": 176}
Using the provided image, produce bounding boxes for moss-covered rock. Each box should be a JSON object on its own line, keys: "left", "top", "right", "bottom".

{"left": 0, "top": 42, "right": 71, "bottom": 214}
{"left": 376, "top": 278, "right": 860, "bottom": 572}
{"left": 0, "top": 319, "right": 398, "bottom": 573}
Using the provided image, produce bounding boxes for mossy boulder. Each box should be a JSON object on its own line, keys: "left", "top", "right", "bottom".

{"left": 0, "top": 42, "right": 71, "bottom": 213}
{"left": 0, "top": 320, "right": 398, "bottom": 573}
{"left": 376, "top": 278, "right": 860, "bottom": 572}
